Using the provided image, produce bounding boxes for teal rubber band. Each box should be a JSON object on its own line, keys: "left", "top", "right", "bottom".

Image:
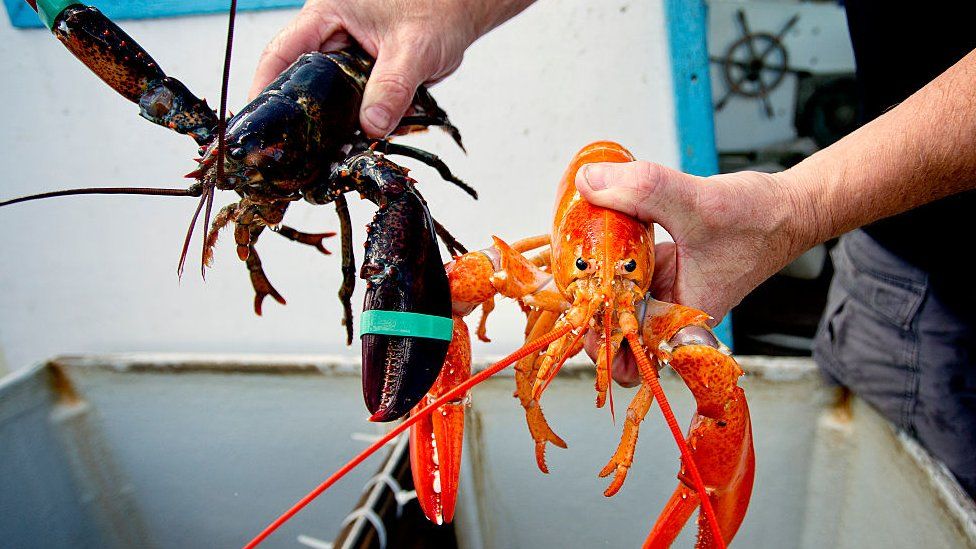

{"left": 37, "top": 0, "right": 79, "bottom": 29}
{"left": 360, "top": 310, "right": 453, "bottom": 341}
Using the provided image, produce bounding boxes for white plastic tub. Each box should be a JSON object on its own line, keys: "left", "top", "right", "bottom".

{"left": 1, "top": 354, "right": 974, "bottom": 548}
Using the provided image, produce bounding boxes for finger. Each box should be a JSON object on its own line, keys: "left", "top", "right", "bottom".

{"left": 586, "top": 329, "right": 641, "bottom": 388}
{"left": 574, "top": 161, "right": 702, "bottom": 227}
{"left": 610, "top": 348, "right": 640, "bottom": 388}
{"left": 583, "top": 329, "right": 601, "bottom": 362}
{"left": 359, "top": 36, "right": 437, "bottom": 137}
{"left": 650, "top": 241, "right": 677, "bottom": 301}
{"left": 249, "top": 10, "right": 340, "bottom": 99}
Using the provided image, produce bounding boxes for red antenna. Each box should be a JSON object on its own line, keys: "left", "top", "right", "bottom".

{"left": 624, "top": 333, "right": 726, "bottom": 549}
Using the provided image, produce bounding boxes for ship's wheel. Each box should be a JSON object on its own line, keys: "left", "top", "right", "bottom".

{"left": 712, "top": 10, "right": 802, "bottom": 118}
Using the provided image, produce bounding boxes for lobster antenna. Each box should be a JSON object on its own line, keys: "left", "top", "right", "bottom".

{"left": 604, "top": 307, "right": 616, "bottom": 424}
{"left": 177, "top": 194, "right": 208, "bottom": 278}
{"left": 180, "top": 0, "right": 238, "bottom": 279}
{"left": 242, "top": 323, "right": 573, "bottom": 549}
{"left": 201, "top": 0, "right": 239, "bottom": 279}
{"left": 624, "top": 333, "right": 726, "bottom": 549}
{"left": 0, "top": 187, "right": 199, "bottom": 208}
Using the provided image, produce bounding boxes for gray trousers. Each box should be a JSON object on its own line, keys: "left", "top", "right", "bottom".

{"left": 813, "top": 230, "right": 976, "bottom": 498}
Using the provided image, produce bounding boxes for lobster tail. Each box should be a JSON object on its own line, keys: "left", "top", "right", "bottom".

{"left": 360, "top": 189, "right": 452, "bottom": 422}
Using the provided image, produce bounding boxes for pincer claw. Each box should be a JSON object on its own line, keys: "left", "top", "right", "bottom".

{"left": 410, "top": 318, "right": 471, "bottom": 525}
{"left": 360, "top": 189, "right": 452, "bottom": 421}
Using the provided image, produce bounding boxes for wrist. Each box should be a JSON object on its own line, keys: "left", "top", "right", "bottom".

{"left": 767, "top": 167, "right": 831, "bottom": 264}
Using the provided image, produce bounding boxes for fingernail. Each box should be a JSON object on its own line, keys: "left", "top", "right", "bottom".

{"left": 582, "top": 164, "right": 608, "bottom": 190}
{"left": 364, "top": 105, "right": 392, "bottom": 134}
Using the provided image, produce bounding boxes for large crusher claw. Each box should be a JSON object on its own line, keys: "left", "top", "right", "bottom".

{"left": 640, "top": 301, "right": 755, "bottom": 548}
{"left": 48, "top": 5, "right": 217, "bottom": 143}
{"left": 360, "top": 190, "right": 452, "bottom": 422}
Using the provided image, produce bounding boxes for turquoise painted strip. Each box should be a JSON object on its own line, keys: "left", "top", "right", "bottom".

{"left": 664, "top": 0, "right": 733, "bottom": 348}
{"left": 5, "top": 0, "right": 304, "bottom": 29}
{"left": 360, "top": 310, "right": 454, "bottom": 341}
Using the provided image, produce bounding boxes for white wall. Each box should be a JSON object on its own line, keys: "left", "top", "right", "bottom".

{"left": 0, "top": 1, "right": 678, "bottom": 371}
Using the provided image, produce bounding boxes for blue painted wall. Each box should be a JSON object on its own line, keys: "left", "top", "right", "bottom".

{"left": 4, "top": 0, "right": 302, "bottom": 29}
{"left": 664, "top": 0, "right": 733, "bottom": 348}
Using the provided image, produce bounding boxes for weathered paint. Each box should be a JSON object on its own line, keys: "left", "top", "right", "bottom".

{"left": 665, "top": 0, "right": 734, "bottom": 347}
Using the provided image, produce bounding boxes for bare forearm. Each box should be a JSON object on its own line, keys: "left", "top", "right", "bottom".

{"left": 781, "top": 48, "right": 976, "bottom": 252}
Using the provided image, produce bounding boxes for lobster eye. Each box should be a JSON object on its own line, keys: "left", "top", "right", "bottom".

{"left": 575, "top": 257, "right": 588, "bottom": 271}
{"left": 229, "top": 147, "right": 246, "bottom": 160}
{"left": 623, "top": 259, "right": 637, "bottom": 273}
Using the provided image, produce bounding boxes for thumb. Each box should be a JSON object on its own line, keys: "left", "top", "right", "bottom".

{"left": 249, "top": 11, "right": 341, "bottom": 100}
{"left": 574, "top": 161, "right": 701, "bottom": 226}
{"left": 360, "top": 40, "right": 434, "bottom": 137}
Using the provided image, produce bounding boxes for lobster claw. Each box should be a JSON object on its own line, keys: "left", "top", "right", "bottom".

{"left": 360, "top": 190, "right": 452, "bottom": 422}
{"left": 409, "top": 317, "right": 471, "bottom": 524}
{"left": 50, "top": 5, "right": 217, "bottom": 144}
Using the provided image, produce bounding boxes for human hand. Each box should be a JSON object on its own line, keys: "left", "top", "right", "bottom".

{"left": 575, "top": 161, "right": 810, "bottom": 385}
{"left": 250, "top": 0, "right": 533, "bottom": 137}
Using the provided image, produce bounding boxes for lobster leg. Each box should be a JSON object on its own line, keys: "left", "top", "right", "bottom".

{"left": 513, "top": 310, "right": 568, "bottom": 473}
{"left": 207, "top": 200, "right": 290, "bottom": 315}
{"left": 374, "top": 177, "right": 468, "bottom": 257}
{"left": 599, "top": 384, "right": 654, "bottom": 496}
{"left": 432, "top": 218, "right": 468, "bottom": 257}
{"left": 398, "top": 86, "right": 465, "bottom": 151}
{"left": 203, "top": 202, "right": 239, "bottom": 266}
{"left": 532, "top": 323, "right": 587, "bottom": 399}
{"left": 409, "top": 317, "right": 471, "bottom": 524}
{"left": 403, "top": 234, "right": 579, "bottom": 525}
{"left": 272, "top": 226, "right": 336, "bottom": 255}
{"left": 242, "top": 227, "right": 286, "bottom": 316}
{"left": 334, "top": 196, "right": 356, "bottom": 346}
{"left": 641, "top": 301, "right": 755, "bottom": 549}
{"left": 372, "top": 141, "right": 476, "bottom": 199}
{"left": 475, "top": 298, "right": 495, "bottom": 342}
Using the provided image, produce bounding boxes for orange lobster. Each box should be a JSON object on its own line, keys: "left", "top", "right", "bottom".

{"left": 245, "top": 142, "right": 755, "bottom": 548}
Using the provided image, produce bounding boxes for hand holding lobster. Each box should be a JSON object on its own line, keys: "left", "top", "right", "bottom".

{"left": 251, "top": 0, "right": 537, "bottom": 136}
{"left": 576, "top": 160, "right": 806, "bottom": 324}
{"left": 576, "top": 160, "right": 811, "bottom": 387}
